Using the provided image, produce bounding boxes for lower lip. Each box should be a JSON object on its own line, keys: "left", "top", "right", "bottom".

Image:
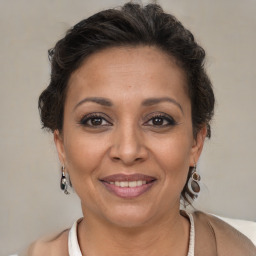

{"left": 101, "top": 181, "right": 155, "bottom": 198}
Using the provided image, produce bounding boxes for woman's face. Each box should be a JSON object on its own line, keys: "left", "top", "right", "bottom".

{"left": 55, "top": 46, "right": 206, "bottom": 227}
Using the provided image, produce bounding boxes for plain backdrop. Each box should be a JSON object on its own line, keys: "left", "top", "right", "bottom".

{"left": 0, "top": 0, "right": 256, "bottom": 255}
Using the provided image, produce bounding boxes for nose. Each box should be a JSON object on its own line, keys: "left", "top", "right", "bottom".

{"left": 108, "top": 123, "right": 148, "bottom": 166}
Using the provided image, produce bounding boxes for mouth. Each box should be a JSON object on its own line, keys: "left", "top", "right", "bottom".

{"left": 99, "top": 174, "right": 157, "bottom": 198}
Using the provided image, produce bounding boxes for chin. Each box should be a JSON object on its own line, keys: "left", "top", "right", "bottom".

{"left": 102, "top": 205, "right": 156, "bottom": 228}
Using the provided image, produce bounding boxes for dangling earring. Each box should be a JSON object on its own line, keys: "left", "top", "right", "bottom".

{"left": 187, "top": 164, "right": 201, "bottom": 197}
{"left": 60, "top": 166, "right": 70, "bottom": 195}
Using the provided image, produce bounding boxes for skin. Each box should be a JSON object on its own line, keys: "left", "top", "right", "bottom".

{"left": 54, "top": 46, "right": 207, "bottom": 256}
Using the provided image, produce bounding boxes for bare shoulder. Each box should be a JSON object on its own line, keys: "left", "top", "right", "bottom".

{"left": 25, "top": 229, "right": 69, "bottom": 256}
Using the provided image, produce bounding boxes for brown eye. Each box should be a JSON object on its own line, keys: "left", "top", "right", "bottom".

{"left": 90, "top": 117, "right": 103, "bottom": 126}
{"left": 80, "top": 113, "right": 112, "bottom": 127}
{"left": 144, "top": 113, "right": 177, "bottom": 127}
{"left": 152, "top": 117, "right": 164, "bottom": 125}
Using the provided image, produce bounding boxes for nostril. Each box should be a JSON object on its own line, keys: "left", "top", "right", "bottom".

{"left": 108, "top": 142, "right": 148, "bottom": 165}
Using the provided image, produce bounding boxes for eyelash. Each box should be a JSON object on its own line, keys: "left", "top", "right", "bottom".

{"left": 143, "top": 113, "right": 177, "bottom": 127}
{"left": 79, "top": 113, "right": 177, "bottom": 128}
{"left": 79, "top": 113, "right": 112, "bottom": 127}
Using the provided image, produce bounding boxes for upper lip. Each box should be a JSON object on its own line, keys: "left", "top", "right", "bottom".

{"left": 100, "top": 173, "right": 157, "bottom": 183}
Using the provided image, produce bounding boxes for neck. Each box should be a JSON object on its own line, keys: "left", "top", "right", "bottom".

{"left": 77, "top": 207, "right": 190, "bottom": 256}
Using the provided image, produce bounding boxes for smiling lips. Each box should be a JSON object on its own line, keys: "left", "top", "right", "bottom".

{"left": 100, "top": 174, "right": 156, "bottom": 198}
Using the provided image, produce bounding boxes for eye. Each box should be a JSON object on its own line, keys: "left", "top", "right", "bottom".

{"left": 79, "top": 113, "right": 112, "bottom": 127}
{"left": 144, "top": 113, "right": 177, "bottom": 127}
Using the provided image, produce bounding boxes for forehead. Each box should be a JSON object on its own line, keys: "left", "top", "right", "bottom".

{"left": 67, "top": 46, "right": 189, "bottom": 105}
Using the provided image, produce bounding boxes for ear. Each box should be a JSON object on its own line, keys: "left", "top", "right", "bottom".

{"left": 54, "top": 130, "right": 66, "bottom": 165}
{"left": 189, "top": 125, "right": 207, "bottom": 166}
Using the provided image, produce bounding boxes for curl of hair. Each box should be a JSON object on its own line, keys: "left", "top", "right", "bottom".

{"left": 38, "top": 2, "right": 215, "bottom": 203}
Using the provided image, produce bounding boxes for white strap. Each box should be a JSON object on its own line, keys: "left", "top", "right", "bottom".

{"left": 68, "top": 220, "right": 82, "bottom": 256}
{"left": 186, "top": 212, "right": 195, "bottom": 256}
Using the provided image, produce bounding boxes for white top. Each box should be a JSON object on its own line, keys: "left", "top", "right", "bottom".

{"left": 68, "top": 212, "right": 195, "bottom": 256}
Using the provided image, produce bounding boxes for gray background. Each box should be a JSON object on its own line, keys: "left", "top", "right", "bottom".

{"left": 0, "top": 0, "right": 255, "bottom": 255}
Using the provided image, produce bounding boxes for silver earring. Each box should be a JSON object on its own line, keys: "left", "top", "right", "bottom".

{"left": 60, "top": 166, "right": 70, "bottom": 195}
{"left": 187, "top": 164, "right": 201, "bottom": 196}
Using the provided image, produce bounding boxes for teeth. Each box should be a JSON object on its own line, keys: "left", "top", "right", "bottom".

{"left": 120, "top": 181, "right": 128, "bottom": 187}
{"left": 110, "top": 180, "right": 148, "bottom": 187}
{"left": 129, "top": 181, "right": 137, "bottom": 187}
{"left": 137, "top": 180, "right": 142, "bottom": 186}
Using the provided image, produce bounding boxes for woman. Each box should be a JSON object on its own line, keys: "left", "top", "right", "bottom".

{"left": 28, "top": 2, "right": 256, "bottom": 255}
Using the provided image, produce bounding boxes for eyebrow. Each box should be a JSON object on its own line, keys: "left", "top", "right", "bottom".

{"left": 73, "top": 97, "right": 113, "bottom": 111}
{"left": 73, "top": 96, "right": 183, "bottom": 113}
{"left": 142, "top": 97, "right": 183, "bottom": 113}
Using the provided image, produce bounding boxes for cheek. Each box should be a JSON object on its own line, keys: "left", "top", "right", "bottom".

{"left": 153, "top": 133, "right": 193, "bottom": 182}
{"left": 63, "top": 131, "right": 108, "bottom": 180}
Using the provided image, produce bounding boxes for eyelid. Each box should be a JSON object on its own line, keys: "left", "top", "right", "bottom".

{"left": 143, "top": 112, "right": 177, "bottom": 126}
{"left": 79, "top": 112, "right": 113, "bottom": 126}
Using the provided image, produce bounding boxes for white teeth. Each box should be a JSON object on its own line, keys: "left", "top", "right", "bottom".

{"left": 110, "top": 180, "right": 148, "bottom": 187}
{"left": 129, "top": 181, "right": 137, "bottom": 187}
{"left": 137, "top": 180, "right": 142, "bottom": 186}
{"left": 120, "top": 181, "right": 128, "bottom": 187}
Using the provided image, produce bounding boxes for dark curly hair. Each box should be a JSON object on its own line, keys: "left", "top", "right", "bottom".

{"left": 38, "top": 2, "right": 215, "bottom": 203}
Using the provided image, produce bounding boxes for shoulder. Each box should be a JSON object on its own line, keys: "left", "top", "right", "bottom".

{"left": 193, "top": 211, "right": 256, "bottom": 256}
{"left": 25, "top": 229, "right": 69, "bottom": 256}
